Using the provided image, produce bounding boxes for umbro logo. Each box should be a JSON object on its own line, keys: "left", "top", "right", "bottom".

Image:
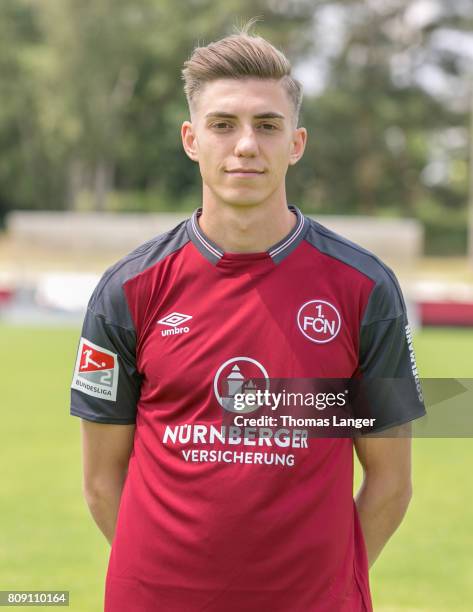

{"left": 157, "top": 312, "right": 192, "bottom": 337}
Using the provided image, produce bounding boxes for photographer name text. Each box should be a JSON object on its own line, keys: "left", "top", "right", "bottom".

{"left": 232, "top": 415, "right": 376, "bottom": 429}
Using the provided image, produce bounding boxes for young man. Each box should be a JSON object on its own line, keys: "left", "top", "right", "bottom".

{"left": 71, "top": 27, "right": 425, "bottom": 612}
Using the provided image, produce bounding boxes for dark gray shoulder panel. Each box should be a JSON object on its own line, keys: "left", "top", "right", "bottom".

{"left": 89, "top": 219, "right": 190, "bottom": 328}
{"left": 304, "top": 219, "right": 406, "bottom": 323}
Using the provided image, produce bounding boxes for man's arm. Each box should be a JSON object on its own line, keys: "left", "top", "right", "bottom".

{"left": 354, "top": 424, "right": 413, "bottom": 568}
{"left": 81, "top": 419, "right": 136, "bottom": 545}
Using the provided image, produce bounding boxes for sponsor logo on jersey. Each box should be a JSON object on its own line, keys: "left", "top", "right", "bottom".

{"left": 157, "top": 311, "right": 192, "bottom": 336}
{"left": 213, "top": 357, "right": 269, "bottom": 413}
{"left": 297, "top": 299, "right": 341, "bottom": 344}
{"left": 405, "top": 323, "right": 424, "bottom": 402}
{"left": 71, "top": 338, "right": 119, "bottom": 401}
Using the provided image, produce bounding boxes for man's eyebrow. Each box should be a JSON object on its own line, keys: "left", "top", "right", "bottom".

{"left": 204, "top": 111, "right": 286, "bottom": 120}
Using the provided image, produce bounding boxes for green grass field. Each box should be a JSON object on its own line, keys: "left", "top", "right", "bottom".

{"left": 0, "top": 325, "right": 472, "bottom": 611}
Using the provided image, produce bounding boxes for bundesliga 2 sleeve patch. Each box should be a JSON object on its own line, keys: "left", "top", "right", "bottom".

{"left": 71, "top": 338, "right": 119, "bottom": 401}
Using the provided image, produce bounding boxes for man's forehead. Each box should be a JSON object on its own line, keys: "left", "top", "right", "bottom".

{"left": 195, "top": 78, "right": 291, "bottom": 119}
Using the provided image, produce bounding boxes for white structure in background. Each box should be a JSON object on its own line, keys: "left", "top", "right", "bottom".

{"left": 35, "top": 273, "right": 99, "bottom": 312}
{"left": 0, "top": 272, "right": 99, "bottom": 324}
{"left": 6, "top": 211, "right": 424, "bottom": 265}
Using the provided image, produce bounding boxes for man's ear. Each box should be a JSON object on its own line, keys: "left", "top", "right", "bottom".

{"left": 181, "top": 121, "right": 199, "bottom": 162}
{"left": 288, "top": 127, "right": 308, "bottom": 166}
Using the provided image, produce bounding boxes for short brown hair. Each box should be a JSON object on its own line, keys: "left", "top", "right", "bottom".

{"left": 181, "top": 21, "right": 303, "bottom": 126}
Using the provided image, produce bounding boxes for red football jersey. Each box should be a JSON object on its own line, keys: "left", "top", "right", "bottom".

{"left": 71, "top": 206, "right": 425, "bottom": 611}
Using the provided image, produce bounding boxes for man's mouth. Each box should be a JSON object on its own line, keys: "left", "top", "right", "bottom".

{"left": 225, "top": 169, "right": 265, "bottom": 177}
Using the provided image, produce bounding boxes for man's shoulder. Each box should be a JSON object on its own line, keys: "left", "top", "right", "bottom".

{"left": 304, "top": 216, "right": 399, "bottom": 287}
{"left": 303, "top": 216, "right": 405, "bottom": 320}
{"left": 89, "top": 219, "right": 190, "bottom": 310}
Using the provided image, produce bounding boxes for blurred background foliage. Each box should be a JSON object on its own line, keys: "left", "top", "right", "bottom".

{"left": 0, "top": 0, "right": 472, "bottom": 254}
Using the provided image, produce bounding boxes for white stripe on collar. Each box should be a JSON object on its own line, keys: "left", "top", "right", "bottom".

{"left": 269, "top": 210, "right": 305, "bottom": 258}
{"left": 191, "top": 211, "right": 223, "bottom": 259}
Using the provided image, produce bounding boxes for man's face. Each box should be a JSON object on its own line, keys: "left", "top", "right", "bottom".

{"left": 181, "top": 78, "right": 307, "bottom": 207}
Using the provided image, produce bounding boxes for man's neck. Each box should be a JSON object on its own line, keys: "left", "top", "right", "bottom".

{"left": 198, "top": 194, "right": 297, "bottom": 254}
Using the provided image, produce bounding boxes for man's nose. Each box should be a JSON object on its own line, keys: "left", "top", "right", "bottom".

{"left": 234, "top": 128, "right": 259, "bottom": 156}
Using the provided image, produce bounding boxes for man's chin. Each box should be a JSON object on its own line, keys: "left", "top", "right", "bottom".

{"left": 219, "top": 191, "right": 269, "bottom": 207}
{"left": 224, "top": 200, "right": 262, "bottom": 207}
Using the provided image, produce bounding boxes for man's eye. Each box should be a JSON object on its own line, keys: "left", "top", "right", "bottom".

{"left": 259, "top": 124, "right": 277, "bottom": 131}
{"left": 212, "top": 122, "right": 232, "bottom": 129}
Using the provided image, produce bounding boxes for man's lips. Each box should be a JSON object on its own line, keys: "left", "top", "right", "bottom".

{"left": 225, "top": 169, "right": 265, "bottom": 176}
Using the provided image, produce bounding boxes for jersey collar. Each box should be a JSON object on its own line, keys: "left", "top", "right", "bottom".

{"left": 186, "top": 205, "right": 308, "bottom": 265}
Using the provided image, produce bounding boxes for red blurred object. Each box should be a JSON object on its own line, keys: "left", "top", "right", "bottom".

{"left": 419, "top": 301, "right": 473, "bottom": 326}
{"left": 0, "top": 289, "right": 14, "bottom": 304}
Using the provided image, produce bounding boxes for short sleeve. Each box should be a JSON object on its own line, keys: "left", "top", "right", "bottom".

{"left": 357, "top": 272, "right": 426, "bottom": 432}
{"left": 70, "top": 277, "right": 141, "bottom": 424}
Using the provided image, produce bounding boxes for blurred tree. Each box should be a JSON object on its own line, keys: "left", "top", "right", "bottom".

{"left": 288, "top": 0, "right": 471, "bottom": 254}
{"left": 0, "top": 0, "right": 66, "bottom": 222}
{"left": 35, "top": 0, "right": 150, "bottom": 211}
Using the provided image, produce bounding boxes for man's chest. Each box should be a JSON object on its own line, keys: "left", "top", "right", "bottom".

{"left": 131, "top": 262, "right": 366, "bottom": 397}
